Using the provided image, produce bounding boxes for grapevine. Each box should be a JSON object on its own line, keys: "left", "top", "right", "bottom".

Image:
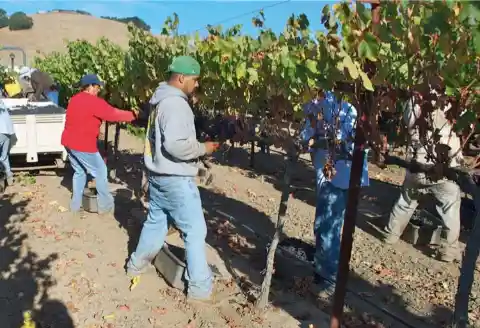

{"left": 31, "top": 1, "right": 480, "bottom": 326}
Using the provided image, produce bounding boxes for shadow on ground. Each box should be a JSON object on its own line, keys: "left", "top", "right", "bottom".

{"left": 213, "top": 146, "right": 476, "bottom": 246}
{"left": 57, "top": 147, "right": 145, "bottom": 263}
{"left": 91, "top": 146, "right": 462, "bottom": 328}
{"left": 0, "top": 192, "right": 74, "bottom": 328}
{"left": 199, "top": 186, "right": 454, "bottom": 328}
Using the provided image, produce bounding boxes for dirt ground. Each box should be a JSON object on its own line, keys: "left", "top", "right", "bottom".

{"left": 1, "top": 128, "right": 479, "bottom": 328}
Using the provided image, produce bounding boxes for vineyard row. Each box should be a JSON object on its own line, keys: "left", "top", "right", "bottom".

{"left": 30, "top": 1, "right": 479, "bottom": 146}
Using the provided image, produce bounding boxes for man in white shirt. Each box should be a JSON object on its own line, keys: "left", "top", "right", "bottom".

{"left": 300, "top": 91, "right": 369, "bottom": 294}
{"left": 383, "top": 94, "right": 463, "bottom": 263}
{"left": 0, "top": 99, "right": 14, "bottom": 185}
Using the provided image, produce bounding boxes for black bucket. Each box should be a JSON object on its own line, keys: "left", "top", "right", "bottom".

{"left": 272, "top": 237, "right": 316, "bottom": 280}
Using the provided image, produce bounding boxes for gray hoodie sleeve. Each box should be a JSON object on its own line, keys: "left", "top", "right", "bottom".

{"left": 159, "top": 97, "right": 206, "bottom": 161}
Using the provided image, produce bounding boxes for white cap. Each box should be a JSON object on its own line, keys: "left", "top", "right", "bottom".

{"left": 18, "top": 66, "right": 32, "bottom": 78}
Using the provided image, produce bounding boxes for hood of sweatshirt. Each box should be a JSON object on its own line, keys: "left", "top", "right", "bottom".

{"left": 149, "top": 82, "right": 187, "bottom": 106}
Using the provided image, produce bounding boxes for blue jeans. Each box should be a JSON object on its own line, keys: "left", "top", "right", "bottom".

{"left": 314, "top": 181, "right": 347, "bottom": 282}
{"left": 66, "top": 149, "right": 114, "bottom": 213}
{"left": 127, "top": 175, "right": 212, "bottom": 299}
{"left": 0, "top": 133, "right": 13, "bottom": 177}
{"left": 47, "top": 91, "right": 59, "bottom": 105}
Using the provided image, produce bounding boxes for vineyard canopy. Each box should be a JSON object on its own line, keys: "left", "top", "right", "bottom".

{"left": 32, "top": 1, "right": 479, "bottom": 152}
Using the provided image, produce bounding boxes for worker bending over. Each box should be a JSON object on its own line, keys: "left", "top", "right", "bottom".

{"left": 18, "top": 67, "right": 58, "bottom": 103}
{"left": 383, "top": 92, "right": 463, "bottom": 263}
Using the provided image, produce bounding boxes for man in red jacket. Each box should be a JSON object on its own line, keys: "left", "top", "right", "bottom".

{"left": 61, "top": 74, "right": 136, "bottom": 215}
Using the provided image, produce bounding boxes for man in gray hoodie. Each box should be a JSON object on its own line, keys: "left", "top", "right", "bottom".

{"left": 126, "top": 56, "right": 219, "bottom": 301}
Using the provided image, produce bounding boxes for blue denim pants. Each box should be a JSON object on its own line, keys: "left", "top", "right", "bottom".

{"left": 46, "top": 90, "right": 59, "bottom": 105}
{"left": 0, "top": 133, "right": 13, "bottom": 178}
{"left": 314, "top": 181, "right": 348, "bottom": 282}
{"left": 66, "top": 149, "right": 114, "bottom": 213}
{"left": 127, "top": 175, "right": 213, "bottom": 299}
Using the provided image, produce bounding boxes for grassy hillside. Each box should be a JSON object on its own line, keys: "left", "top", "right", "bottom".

{"left": 0, "top": 12, "right": 131, "bottom": 67}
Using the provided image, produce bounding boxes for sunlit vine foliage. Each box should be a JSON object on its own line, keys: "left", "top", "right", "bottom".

{"left": 33, "top": 1, "right": 479, "bottom": 160}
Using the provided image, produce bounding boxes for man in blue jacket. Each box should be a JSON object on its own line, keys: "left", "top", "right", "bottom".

{"left": 301, "top": 91, "right": 369, "bottom": 295}
{"left": 126, "top": 56, "right": 219, "bottom": 302}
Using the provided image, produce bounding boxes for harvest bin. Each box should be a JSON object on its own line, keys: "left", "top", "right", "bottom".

{"left": 402, "top": 209, "right": 443, "bottom": 245}
{"left": 154, "top": 243, "right": 187, "bottom": 290}
{"left": 153, "top": 243, "right": 222, "bottom": 291}
{"left": 5, "top": 99, "right": 67, "bottom": 167}
{"left": 271, "top": 238, "right": 315, "bottom": 282}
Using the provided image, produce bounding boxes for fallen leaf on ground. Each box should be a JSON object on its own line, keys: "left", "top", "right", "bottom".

{"left": 152, "top": 307, "right": 167, "bottom": 315}
{"left": 66, "top": 230, "right": 82, "bottom": 238}
{"left": 36, "top": 225, "right": 56, "bottom": 237}
{"left": 130, "top": 276, "right": 140, "bottom": 291}
{"left": 102, "top": 313, "right": 115, "bottom": 320}
{"left": 373, "top": 264, "right": 393, "bottom": 277}
{"left": 66, "top": 301, "right": 80, "bottom": 313}
{"left": 117, "top": 304, "right": 130, "bottom": 311}
{"left": 377, "top": 268, "right": 393, "bottom": 277}
{"left": 58, "top": 206, "right": 68, "bottom": 212}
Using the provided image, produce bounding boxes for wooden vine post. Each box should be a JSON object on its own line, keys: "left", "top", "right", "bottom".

{"left": 255, "top": 147, "right": 298, "bottom": 309}
{"left": 110, "top": 123, "right": 121, "bottom": 180}
{"left": 453, "top": 171, "right": 480, "bottom": 327}
{"left": 329, "top": 1, "right": 381, "bottom": 327}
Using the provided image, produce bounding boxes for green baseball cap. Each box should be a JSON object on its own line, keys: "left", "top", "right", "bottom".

{"left": 167, "top": 56, "right": 201, "bottom": 76}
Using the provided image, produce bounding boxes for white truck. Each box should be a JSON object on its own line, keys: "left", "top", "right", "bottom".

{"left": 1, "top": 98, "right": 67, "bottom": 174}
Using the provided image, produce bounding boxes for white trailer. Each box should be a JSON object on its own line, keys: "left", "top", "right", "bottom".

{"left": 2, "top": 98, "right": 67, "bottom": 170}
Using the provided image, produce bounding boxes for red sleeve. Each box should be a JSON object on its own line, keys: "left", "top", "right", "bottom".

{"left": 92, "top": 97, "right": 135, "bottom": 123}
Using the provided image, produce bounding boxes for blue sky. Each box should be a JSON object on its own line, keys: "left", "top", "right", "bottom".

{"left": 0, "top": 0, "right": 334, "bottom": 35}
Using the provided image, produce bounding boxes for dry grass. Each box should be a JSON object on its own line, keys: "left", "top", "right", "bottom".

{"left": 0, "top": 12, "right": 132, "bottom": 67}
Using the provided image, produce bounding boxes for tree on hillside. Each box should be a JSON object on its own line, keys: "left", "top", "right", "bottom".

{"left": 0, "top": 9, "right": 8, "bottom": 28}
{"left": 75, "top": 10, "right": 91, "bottom": 15}
{"left": 50, "top": 9, "right": 91, "bottom": 15}
{"left": 101, "top": 16, "right": 150, "bottom": 31}
{"left": 8, "top": 11, "right": 33, "bottom": 31}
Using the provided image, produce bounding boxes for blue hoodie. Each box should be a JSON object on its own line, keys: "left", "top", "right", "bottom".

{"left": 144, "top": 82, "right": 206, "bottom": 176}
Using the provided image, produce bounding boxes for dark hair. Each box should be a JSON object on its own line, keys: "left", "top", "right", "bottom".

{"left": 81, "top": 84, "right": 97, "bottom": 91}
{"left": 168, "top": 72, "right": 181, "bottom": 82}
